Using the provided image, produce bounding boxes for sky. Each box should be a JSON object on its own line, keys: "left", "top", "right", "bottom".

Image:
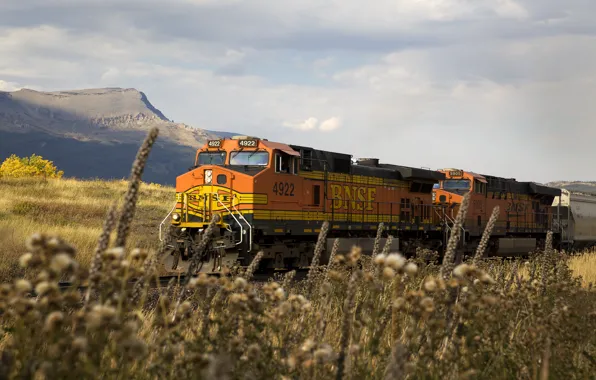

{"left": 1, "top": 0, "right": 595, "bottom": 183}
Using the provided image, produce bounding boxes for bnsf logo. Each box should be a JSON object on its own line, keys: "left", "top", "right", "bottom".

{"left": 330, "top": 184, "right": 377, "bottom": 211}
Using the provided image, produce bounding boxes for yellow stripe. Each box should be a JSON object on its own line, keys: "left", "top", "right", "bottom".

{"left": 299, "top": 170, "right": 409, "bottom": 188}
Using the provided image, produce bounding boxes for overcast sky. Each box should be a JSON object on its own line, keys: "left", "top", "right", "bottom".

{"left": 1, "top": 0, "right": 594, "bottom": 183}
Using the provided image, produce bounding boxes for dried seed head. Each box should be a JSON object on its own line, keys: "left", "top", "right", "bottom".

{"left": 424, "top": 278, "right": 437, "bottom": 292}
{"left": 374, "top": 254, "right": 386, "bottom": 265}
{"left": 420, "top": 297, "right": 434, "bottom": 312}
{"left": 50, "top": 253, "right": 73, "bottom": 273}
{"left": 19, "top": 253, "right": 33, "bottom": 268}
{"left": 177, "top": 301, "right": 192, "bottom": 314}
{"left": 404, "top": 262, "right": 418, "bottom": 276}
{"left": 234, "top": 277, "right": 248, "bottom": 290}
{"left": 35, "top": 281, "right": 52, "bottom": 296}
{"left": 72, "top": 336, "right": 88, "bottom": 352}
{"left": 301, "top": 339, "right": 315, "bottom": 352}
{"left": 453, "top": 263, "right": 472, "bottom": 278}
{"left": 26, "top": 233, "right": 44, "bottom": 251}
{"left": 87, "top": 304, "right": 117, "bottom": 329}
{"left": 104, "top": 247, "right": 124, "bottom": 261}
{"left": 480, "top": 273, "right": 495, "bottom": 284}
{"left": 274, "top": 287, "right": 286, "bottom": 300}
{"left": 247, "top": 343, "right": 261, "bottom": 359}
{"left": 383, "top": 267, "right": 396, "bottom": 279}
{"left": 130, "top": 248, "right": 149, "bottom": 261}
{"left": 44, "top": 311, "right": 64, "bottom": 332}
{"left": 314, "top": 346, "right": 334, "bottom": 363}
{"left": 385, "top": 253, "right": 406, "bottom": 270}
{"left": 15, "top": 279, "right": 32, "bottom": 293}
{"left": 393, "top": 297, "right": 406, "bottom": 310}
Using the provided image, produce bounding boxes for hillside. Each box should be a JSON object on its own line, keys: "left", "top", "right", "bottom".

{"left": 0, "top": 87, "right": 233, "bottom": 185}
{"left": 546, "top": 181, "right": 596, "bottom": 195}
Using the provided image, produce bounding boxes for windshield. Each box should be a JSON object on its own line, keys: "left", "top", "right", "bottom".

{"left": 197, "top": 152, "right": 226, "bottom": 165}
{"left": 443, "top": 179, "right": 470, "bottom": 190}
{"left": 230, "top": 151, "right": 269, "bottom": 166}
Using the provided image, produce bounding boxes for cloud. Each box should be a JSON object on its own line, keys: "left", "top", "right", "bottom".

{"left": 0, "top": 80, "right": 21, "bottom": 91}
{"left": 283, "top": 117, "right": 319, "bottom": 131}
{"left": 319, "top": 117, "right": 341, "bottom": 131}
{"left": 283, "top": 116, "right": 342, "bottom": 132}
{"left": 1, "top": 0, "right": 596, "bottom": 182}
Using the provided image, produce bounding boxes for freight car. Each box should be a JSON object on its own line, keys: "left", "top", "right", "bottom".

{"left": 160, "top": 135, "right": 448, "bottom": 274}
{"left": 552, "top": 189, "right": 596, "bottom": 251}
{"left": 432, "top": 169, "right": 562, "bottom": 257}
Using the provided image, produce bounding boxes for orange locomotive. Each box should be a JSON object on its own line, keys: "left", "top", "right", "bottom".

{"left": 432, "top": 169, "right": 562, "bottom": 256}
{"left": 161, "top": 135, "right": 447, "bottom": 274}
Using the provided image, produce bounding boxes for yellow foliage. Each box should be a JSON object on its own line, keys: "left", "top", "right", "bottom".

{"left": 0, "top": 154, "right": 64, "bottom": 179}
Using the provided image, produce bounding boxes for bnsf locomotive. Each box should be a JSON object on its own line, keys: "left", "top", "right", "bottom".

{"left": 160, "top": 135, "right": 565, "bottom": 274}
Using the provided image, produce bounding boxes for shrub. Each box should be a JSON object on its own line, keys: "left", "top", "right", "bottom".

{"left": 0, "top": 154, "right": 64, "bottom": 179}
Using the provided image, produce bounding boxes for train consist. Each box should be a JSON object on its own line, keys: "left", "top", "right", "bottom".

{"left": 159, "top": 135, "right": 594, "bottom": 274}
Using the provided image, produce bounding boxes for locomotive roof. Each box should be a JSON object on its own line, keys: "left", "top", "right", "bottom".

{"left": 480, "top": 173, "right": 561, "bottom": 197}
{"left": 259, "top": 140, "right": 301, "bottom": 156}
{"left": 288, "top": 143, "right": 444, "bottom": 182}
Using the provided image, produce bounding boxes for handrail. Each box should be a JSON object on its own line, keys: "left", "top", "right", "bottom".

{"left": 159, "top": 202, "right": 177, "bottom": 242}
{"left": 230, "top": 196, "right": 253, "bottom": 252}
{"left": 214, "top": 193, "right": 243, "bottom": 247}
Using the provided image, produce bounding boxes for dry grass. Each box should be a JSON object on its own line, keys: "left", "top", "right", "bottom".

{"left": 568, "top": 250, "right": 596, "bottom": 288}
{"left": 0, "top": 176, "right": 174, "bottom": 282}
{"left": 1, "top": 129, "right": 596, "bottom": 379}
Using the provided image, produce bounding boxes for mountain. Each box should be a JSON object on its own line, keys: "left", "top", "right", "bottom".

{"left": 0, "top": 87, "right": 235, "bottom": 185}
{"left": 545, "top": 181, "right": 596, "bottom": 195}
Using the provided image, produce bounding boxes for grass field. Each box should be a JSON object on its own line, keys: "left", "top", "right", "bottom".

{"left": 1, "top": 130, "right": 596, "bottom": 378}
{"left": 0, "top": 177, "right": 174, "bottom": 282}
{"left": 1, "top": 176, "right": 596, "bottom": 287}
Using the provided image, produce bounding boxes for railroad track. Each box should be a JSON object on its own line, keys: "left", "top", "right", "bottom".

{"left": 52, "top": 268, "right": 310, "bottom": 294}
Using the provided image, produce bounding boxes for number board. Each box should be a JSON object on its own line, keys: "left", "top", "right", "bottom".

{"left": 207, "top": 140, "right": 221, "bottom": 148}
{"left": 449, "top": 170, "right": 463, "bottom": 177}
{"left": 238, "top": 139, "right": 257, "bottom": 147}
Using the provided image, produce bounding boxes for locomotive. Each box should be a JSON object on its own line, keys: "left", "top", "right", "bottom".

{"left": 432, "top": 169, "right": 562, "bottom": 257}
{"left": 159, "top": 135, "right": 566, "bottom": 274}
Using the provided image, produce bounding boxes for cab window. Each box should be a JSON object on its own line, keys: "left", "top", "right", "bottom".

{"left": 443, "top": 179, "right": 470, "bottom": 190}
{"left": 275, "top": 152, "right": 297, "bottom": 174}
{"left": 197, "top": 152, "right": 226, "bottom": 165}
{"left": 229, "top": 151, "right": 269, "bottom": 166}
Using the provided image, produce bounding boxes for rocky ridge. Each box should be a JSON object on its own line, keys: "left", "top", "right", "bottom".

{"left": 0, "top": 87, "right": 232, "bottom": 184}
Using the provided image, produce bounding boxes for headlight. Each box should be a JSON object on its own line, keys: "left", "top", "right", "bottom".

{"left": 172, "top": 213, "right": 181, "bottom": 221}
{"left": 205, "top": 169, "right": 213, "bottom": 184}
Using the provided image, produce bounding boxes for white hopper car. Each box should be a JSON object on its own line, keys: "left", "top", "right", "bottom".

{"left": 552, "top": 189, "right": 596, "bottom": 251}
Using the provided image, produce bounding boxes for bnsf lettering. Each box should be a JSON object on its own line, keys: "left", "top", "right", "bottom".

{"left": 330, "top": 184, "right": 377, "bottom": 210}
{"left": 506, "top": 201, "right": 527, "bottom": 213}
